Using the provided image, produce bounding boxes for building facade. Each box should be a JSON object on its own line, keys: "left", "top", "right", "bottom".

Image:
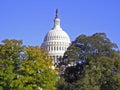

{"left": 42, "top": 9, "right": 71, "bottom": 65}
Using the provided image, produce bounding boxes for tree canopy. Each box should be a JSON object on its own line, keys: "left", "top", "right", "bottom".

{"left": 64, "top": 33, "right": 118, "bottom": 63}
{"left": 57, "top": 33, "right": 120, "bottom": 90}
{"left": 0, "top": 39, "right": 58, "bottom": 90}
{"left": 0, "top": 33, "right": 120, "bottom": 90}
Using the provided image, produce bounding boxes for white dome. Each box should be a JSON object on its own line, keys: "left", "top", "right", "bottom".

{"left": 44, "top": 28, "right": 70, "bottom": 43}
{"left": 42, "top": 9, "right": 71, "bottom": 65}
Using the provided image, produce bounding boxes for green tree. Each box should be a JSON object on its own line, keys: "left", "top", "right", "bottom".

{"left": 64, "top": 33, "right": 117, "bottom": 63}
{"left": 0, "top": 39, "right": 24, "bottom": 60}
{"left": 58, "top": 33, "right": 120, "bottom": 90}
{"left": 0, "top": 39, "right": 24, "bottom": 90}
{"left": 0, "top": 39, "right": 58, "bottom": 90}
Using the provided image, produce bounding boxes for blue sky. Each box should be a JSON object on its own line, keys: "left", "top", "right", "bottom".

{"left": 0, "top": 0, "right": 120, "bottom": 49}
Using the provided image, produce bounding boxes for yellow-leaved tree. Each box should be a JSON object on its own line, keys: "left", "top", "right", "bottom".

{"left": 0, "top": 39, "right": 58, "bottom": 90}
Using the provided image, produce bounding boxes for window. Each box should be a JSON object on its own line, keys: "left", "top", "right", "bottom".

{"left": 59, "top": 47, "right": 61, "bottom": 50}
{"left": 51, "top": 47, "right": 53, "bottom": 51}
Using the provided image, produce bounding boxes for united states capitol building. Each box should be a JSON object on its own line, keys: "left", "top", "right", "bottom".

{"left": 42, "top": 9, "right": 71, "bottom": 65}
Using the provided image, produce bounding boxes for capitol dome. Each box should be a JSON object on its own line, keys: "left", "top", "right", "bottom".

{"left": 44, "top": 29, "right": 70, "bottom": 42}
{"left": 42, "top": 9, "right": 71, "bottom": 65}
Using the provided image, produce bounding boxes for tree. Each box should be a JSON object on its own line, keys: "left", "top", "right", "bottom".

{"left": 0, "top": 39, "right": 24, "bottom": 60}
{"left": 0, "top": 39, "right": 24, "bottom": 90}
{"left": 64, "top": 33, "right": 117, "bottom": 64}
{"left": 0, "top": 39, "right": 58, "bottom": 90}
{"left": 58, "top": 33, "right": 120, "bottom": 90}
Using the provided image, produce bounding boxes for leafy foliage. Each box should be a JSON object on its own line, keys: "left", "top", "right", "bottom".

{"left": 0, "top": 39, "right": 58, "bottom": 90}
{"left": 65, "top": 33, "right": 117, "bottom": 63}
{"left": 57, "top": 33, "right": 120, "bottom": 90}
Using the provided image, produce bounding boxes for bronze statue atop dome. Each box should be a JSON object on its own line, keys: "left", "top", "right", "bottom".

{"left": 56, "top": 9, "right": 58, "bottom": 18}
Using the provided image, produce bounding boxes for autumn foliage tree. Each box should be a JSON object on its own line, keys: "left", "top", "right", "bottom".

{"left": 0, "top": 39, "right": 58, "bottom": 90}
